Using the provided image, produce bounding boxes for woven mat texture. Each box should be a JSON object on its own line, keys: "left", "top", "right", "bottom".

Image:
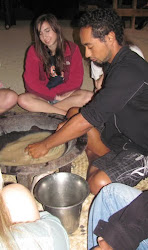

{"left": 2, "top": 150, "right": 148, "bottom": 250}
{"left": 2, "top": 109, "right": 148, "bottom": 250}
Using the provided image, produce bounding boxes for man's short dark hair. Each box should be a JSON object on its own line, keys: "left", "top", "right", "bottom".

{"left": 79, "top": 8, "right": 124, "bottom": 45}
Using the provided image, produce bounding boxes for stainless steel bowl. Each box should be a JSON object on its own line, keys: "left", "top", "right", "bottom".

{"left": 33, "top": 172, "right": 90, "bottom": 234}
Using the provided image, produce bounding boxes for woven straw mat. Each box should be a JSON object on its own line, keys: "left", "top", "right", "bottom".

{"left": 2, "top": 150, "right": 148, "bottom": 250}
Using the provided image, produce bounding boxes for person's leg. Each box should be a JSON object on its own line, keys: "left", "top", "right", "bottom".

{"left": 18, "top": 93, "right": 66, "bottom": 115}
{"left": 0, "top": 89, "right": 18, "bottom": 114}
{"left": 87, "top": 150, "right": 148, "bottom": 195}
{"left": 88, "top": 183, "right": 142, "bottom": 250}
{"left": 66, "top": 107, "right": 110, "bottom": 156}
{"left": 66, "top": 106, "right": 111, "bottom": 196}
{"left": 86, "top": 151, "right": 115, "bottom": 195}
{"left": 41, "top": 212, "right": 69, "bottom": 250}
{"left": 66, "top": 105, "right": 110, "bottom": 158}
{"left": 54, "top": 89, "right": 93, "bottom": 111}
{"left": 18, "top": 90, "right": 93, "bottom": 115}
{"left": 87, "top": 167, "right": 112, "bottom": 195}
{"left": 86, "top": 127, "right": 110, "bottom": 157}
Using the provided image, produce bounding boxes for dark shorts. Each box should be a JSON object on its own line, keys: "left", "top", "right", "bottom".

{"left": 93, "top": 149, "right": 148, "bottom": 187}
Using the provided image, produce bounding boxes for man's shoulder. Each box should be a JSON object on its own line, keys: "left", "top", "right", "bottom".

{"left": 112, "top": 47, "right": 148, "bottom": 76}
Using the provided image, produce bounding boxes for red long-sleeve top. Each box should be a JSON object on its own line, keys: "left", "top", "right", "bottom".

{"left": 23, "top": 41, "right": 84, "bottom": 101}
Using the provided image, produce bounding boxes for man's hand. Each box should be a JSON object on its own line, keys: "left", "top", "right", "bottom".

{"left": 25, "top": 120, "right": 66, "bottom": 158}
{"left": 25, "top": 112, "right": 91, "bottom": 159}
{"left": 25, "top": 140, "right": 49, "bottom": 159}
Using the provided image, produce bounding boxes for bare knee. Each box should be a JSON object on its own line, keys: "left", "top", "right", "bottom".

{"left": 18, "top": 93, "right": 27, "bottom": 106}
{"left": 18, "top": 93, "right": 32, "bottom": 109}
{"left": 80, "top": 90, "right": 93, "bottom": 105}
{"left": 6, "top": 90, "right": 18, "bottom": 107}
{"left": 87, "top": 168, "right": 111, "bottom": 195}
{"left": 0, "top": 90, "right": 18, "bottom": 112}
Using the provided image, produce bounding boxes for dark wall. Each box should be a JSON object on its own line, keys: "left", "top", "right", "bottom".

{"left": 21, "top": 0, "right": 79, "bottom": 19}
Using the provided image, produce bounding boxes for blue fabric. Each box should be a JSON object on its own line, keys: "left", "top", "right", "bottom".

{"left": 7, "top": 211, "right": 69, "bottom": 250}
{"left": 88, "top": 183, "right": 148, "bottom": 250}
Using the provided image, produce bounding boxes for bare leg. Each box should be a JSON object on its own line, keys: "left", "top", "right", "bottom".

{"left": 87, "top": 127, "right": 110, "bottom": 156}
{"left": 18, "top": 93, "right": 66, "bottom": 115}
{"left": 86, "top": 129, "right": 111, "bottom": 195}
{"left": 0, "top": 89, "right": 18, "bottom": 114}
{"left": 18, "top": 90, "right": 93, "bottom": 115}
{"left": 87, "top": 165, "right": 111, "bottom": 195}
{"left": 54, "top": 89, "right": 93, "bottom": 111}
{"left": 66, "top": 107, "right": 110, "bottom": 156}
{"left": 85, "top": 126, "right": 111, "bottom": 195}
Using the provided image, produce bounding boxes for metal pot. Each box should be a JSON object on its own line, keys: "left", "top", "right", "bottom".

{"left": 33, "top": 172, "right": 90, "bottom": 234}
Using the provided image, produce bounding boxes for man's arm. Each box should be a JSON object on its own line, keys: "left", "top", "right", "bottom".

{"left": 25, "top": 113, "right": 93, "bottom": 158}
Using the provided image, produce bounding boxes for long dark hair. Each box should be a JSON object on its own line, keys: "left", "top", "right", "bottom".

{"left": 34, "top": 13, "right": 67, "bottom": 75}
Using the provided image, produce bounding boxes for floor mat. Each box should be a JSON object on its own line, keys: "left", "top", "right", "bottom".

{"left": 2, "top": 136, "right": 148, "bottom": 250}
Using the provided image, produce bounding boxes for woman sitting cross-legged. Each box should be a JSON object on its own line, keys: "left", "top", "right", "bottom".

{"left": 18, "top": 13, "right": 93, "bottom": 116}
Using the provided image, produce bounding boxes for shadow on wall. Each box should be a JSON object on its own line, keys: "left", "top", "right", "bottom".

{"left": 71, "top": 25, "right": 92, "bottom": 87}
{"left": 72, "top": 26, "right": 85, "bottom": 58}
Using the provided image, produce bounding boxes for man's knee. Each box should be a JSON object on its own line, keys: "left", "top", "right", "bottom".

{"left": 87, "top": 168, "right": 112, "bottom": 195}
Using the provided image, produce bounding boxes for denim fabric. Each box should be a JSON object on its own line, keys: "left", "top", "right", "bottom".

{"left": 48, "top": 99, "right": 59, "bottom": 104}
{"left": 88, "top": 183, "right": 148, "bottom": 250}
